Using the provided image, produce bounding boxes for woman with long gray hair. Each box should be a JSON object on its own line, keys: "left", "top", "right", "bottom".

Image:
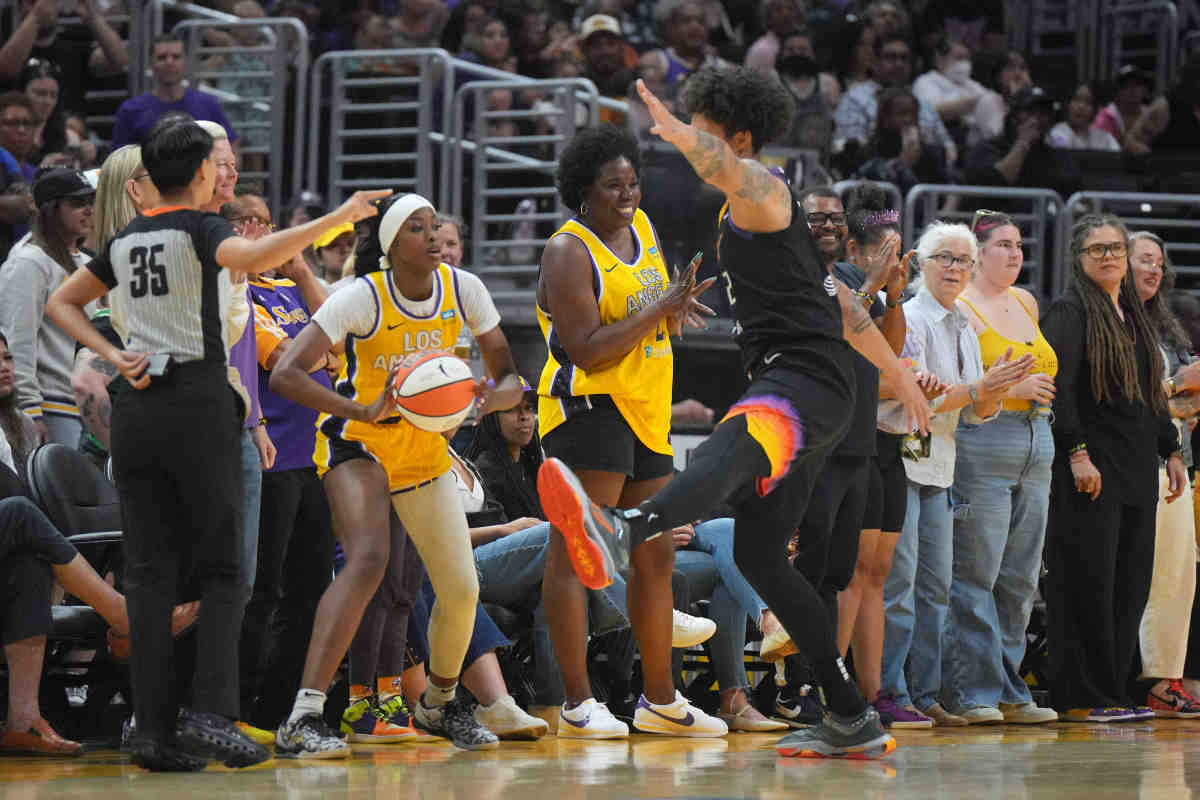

{"left": 1128, "top": 230, "right": 1200, "bottom": 718}
{"left": 1040, "top": 214, "right": 1188, "bottom": 723}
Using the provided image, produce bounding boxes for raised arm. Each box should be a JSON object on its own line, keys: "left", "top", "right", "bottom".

{"left": 79, "top": 0, "right": 130, "bottom": 74}
{"left": 0, "top": 0, "right": 54, "bottom": 81}
{"left": 216, "top": 190, "right": 391, "bottom": 274}
{"left": 635, "top": 79, "right": 792, "bottom": 233}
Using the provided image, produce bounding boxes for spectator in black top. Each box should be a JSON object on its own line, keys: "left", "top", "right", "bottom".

{"left": 0, "top": 0, "right": 128, "bottom": 112}
{"left": 20, "top": 58, "right": 65, "bottom": 163}
{"left": 963, "top": 85, "right": 1080, "bottom": 201}
{"left": 45, "top": 120, "right": 388, "bottom": 771}
{"left": 1127, "top": 58, "right": 1200, "bottom": 155}
{"left": 1040, "top": 213, "right": 1187, "bottom": 722}
{"left": 854, "top": 87, "right": 954, "bottom": 195}
{"left": 466, "top": 382, "right": 543, "bottom": 522}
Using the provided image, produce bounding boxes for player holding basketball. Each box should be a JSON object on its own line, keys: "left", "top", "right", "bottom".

{"left": 536, "top": 124, "right": 725, "bottom": 737}
{"left": 269, "top": 194, "right": 525, "bottom": 755}
{"left": 537, "top": 67, "right": 933, "bottom": 758}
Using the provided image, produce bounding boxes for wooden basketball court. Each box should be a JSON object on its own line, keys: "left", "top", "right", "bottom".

{"left": 5, "top": 722, "right": 1200, "bottom": 798}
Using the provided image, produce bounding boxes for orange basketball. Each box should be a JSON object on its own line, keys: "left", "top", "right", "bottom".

{"left": 390, "top": 352, "right": 477, "bottom": 432}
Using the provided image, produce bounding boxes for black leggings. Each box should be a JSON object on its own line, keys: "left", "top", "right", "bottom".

{"left": 348, "top": 510, "right": 424, "bottom": 687}
{"left": 638, "top": 363, "right": 864, "bottom": 715}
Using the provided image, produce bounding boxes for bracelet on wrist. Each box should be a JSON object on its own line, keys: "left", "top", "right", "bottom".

{"left": 885, "top": 295, "right": 901, "bottom": 308}
{"left": 852, "top": 289, "right": 875, "bottom": 308}
{"left": 1168, "top": 377, "right": 1178, "bottom": 397}
{"left": 967, "top": 382, "right": 980, "bottom": 404}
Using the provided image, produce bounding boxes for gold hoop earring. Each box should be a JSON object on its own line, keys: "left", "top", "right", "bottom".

{"left": 579, "top": 202, "right": 589, "bottom": 218}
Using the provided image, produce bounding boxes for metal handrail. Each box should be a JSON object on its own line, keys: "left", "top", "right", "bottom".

{"left": 1096, "top": 1, "right": 1179, "bottom": 94}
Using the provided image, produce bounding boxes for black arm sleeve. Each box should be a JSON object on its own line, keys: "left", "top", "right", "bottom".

{"left": 1041, "top": 296, "right": 1087, "bottom": 452}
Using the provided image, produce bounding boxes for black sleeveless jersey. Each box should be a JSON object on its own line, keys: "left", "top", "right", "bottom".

{"left": 716, "top": 187, "right": 852, "bottom": 388}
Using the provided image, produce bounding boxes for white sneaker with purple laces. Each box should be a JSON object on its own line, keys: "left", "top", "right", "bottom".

{"left": 633, "top": 691, "right": 728, "bottom": 737}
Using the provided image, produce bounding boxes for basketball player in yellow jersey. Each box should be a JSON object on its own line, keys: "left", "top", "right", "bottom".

{"left": 536, "top": 125, "right": 724, "bottom": 737}
{"left": 270, "top": 194, "right": 525, "bottom": 754}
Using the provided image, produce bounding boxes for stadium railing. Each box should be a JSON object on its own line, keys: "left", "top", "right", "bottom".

{"left": 1055, "top": 191, "right": 1200, "bottom": 296}
{"left": 1095, "top": 1, "right": 1180, "bottom": 95}
{"left": 903, "top": 184, "right": 1064, "bottom": 305}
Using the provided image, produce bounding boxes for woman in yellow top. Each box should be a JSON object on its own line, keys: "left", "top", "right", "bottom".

{"left": 270, "top": 194, "right": 525, "bottom": 755}
{"left": 535, "top": 124, "right": 722, "bottom": 737}
{"left": 940, "top": 210, "right": 1060, "bottom": 724}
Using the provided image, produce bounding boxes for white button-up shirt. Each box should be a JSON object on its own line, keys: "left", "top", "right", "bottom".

{"left": 881, "top": 286, "right": 988, "bottom": 489}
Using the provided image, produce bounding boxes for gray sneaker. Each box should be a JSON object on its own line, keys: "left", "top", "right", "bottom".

{"left": 414, "top": 697, "right": 499, "bottom": 751}
{"left": 537, "top": 458, "right": 632, "bottom": 589}
{"left": 775, "top": 707, "right": 896, "bottom": 759}
{"left": 275, "top": 713, "right": 350, "bottom": 759}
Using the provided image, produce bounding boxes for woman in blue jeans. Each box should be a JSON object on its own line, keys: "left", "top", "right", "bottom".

{"left": 941, "top": 211, "right": 1059, "bottom": 725}
{"left": 879, "top": 221, "right": 1031, "bottom": 727}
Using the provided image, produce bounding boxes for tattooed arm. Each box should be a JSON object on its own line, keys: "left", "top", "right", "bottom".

{"left": 836, "top": 279, "right": 932, "bottom": 434}
{"left": 635, "top": 79, "right": 793, "bottom": 233}
{"left": 71, "top": 347, "right": 117, "bottom": 450}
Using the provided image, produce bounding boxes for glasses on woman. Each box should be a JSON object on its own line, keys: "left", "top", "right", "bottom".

{"left": 1080, "top": 241, "right": 1127, "bottom": 260}
{"left": 927, "top": 251, "right": 974, "bottom": 270}
{"left": 232, "top": 215, "right": 275, "bottom": 232}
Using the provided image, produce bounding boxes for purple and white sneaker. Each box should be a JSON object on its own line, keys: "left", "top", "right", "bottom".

{"left": 558, "top": 698, "right": 629, "bottom": 739}
{"left": 1063, "top": 707, "right": 1139, "bottom": 723}
{"left": 632, "top": 691, "right": 727, "bottom": 738}
{"left": 873, "top": 693, "right": 933, "bottom": 729}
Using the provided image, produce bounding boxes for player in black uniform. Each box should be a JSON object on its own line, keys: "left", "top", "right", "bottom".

{"left": 537, "top": 66, "right": 932, "bottom": 758}
{"left": 46, "top": 121, "right": 388, "bottom": 771}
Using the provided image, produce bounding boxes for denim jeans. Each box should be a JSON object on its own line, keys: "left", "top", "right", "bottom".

{"left": 689, "top": 518, "right": 769, "bottom": 625}
{"left": 943, "top": 413, "right": 1053, "bottom": 711}
{"left": 881, "top": 480, "right": 954, "bottom": 709}
{"left": 474, "top": 522, "right": 629, "bottom": 705}
{"left": 239, "top": 430, "right": 263, "bottom": 596}
{"left": 673, "top": 548, "right": 749, "bottom": 691}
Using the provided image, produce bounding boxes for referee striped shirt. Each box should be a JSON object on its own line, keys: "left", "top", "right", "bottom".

{"left": 88, "top": 206, "right": 238, "bottom": 364}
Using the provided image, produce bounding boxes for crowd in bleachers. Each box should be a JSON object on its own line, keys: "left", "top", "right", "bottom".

{"left": 4, "top": 0, "right": 1200, "bottom": 770}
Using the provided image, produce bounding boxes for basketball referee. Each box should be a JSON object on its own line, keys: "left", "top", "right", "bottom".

{"left": 46, "top": 120, "right": 389, "bottom": 771}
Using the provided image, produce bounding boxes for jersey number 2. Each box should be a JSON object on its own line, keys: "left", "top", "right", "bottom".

{"left": 130, "top": 244, "right": 169, "bottom": 298}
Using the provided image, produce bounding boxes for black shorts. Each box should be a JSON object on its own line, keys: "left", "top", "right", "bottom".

{"left": 541, "top": 396, "right": 674, "bottom": 482}
{"left": 869, "top": 430, "right": 908, "bottom": 533}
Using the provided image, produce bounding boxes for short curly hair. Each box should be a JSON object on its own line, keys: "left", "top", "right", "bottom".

{"left": 555, "top": 124, "right": 642, "bottom": 214}
{"left": 681, "top": 65, "right": 794, "bottom": 153}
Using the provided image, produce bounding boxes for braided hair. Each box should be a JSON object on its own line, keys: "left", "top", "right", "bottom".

{"left": 465, "top": 408, "right": 544, "bottom": 519}
{"left": 1069, "top": 214, "right": 1167, "bottom": 413}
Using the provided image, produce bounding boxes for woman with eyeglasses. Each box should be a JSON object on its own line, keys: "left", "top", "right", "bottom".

{"left": 939, "top": 210, "right": 1059, "bottom": 724}
{"left": 1127, "top": 230, "right": 1200, "bottom": 718}
{"left": 879, "top": 220, "right": 1032, "bottom": 727}
{"left": 0, "top": 167, "right": 94, "bottom": 447}
{"left": 1040, "top": 214, "right": 1187, "bottom": 723}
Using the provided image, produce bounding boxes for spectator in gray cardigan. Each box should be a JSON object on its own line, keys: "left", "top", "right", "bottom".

{"left": 0, "top": 167, "right": 94, "bottom": 446}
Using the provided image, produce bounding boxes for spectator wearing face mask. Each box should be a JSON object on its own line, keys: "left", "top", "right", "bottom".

{"left": 773, "top": 29, "right": 838, "bottom": 161}
{"left": 913, "top": 37, "right": 986, "bottom": 151}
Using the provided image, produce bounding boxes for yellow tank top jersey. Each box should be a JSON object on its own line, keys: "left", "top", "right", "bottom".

{"left": 314, "top": 264, "right": 464, "bottom": 491}
{"left": 959, "top": 290, "right": 1059, "bottom": 412}
{"left": 536, "top": 209, "right": 674, "bottom": 455}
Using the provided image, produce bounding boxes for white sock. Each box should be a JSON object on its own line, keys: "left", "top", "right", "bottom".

{"left": 288, "top": 689, "right": 326, "bottom": 725}
{"left": 423, "top": 682, "right": 457, "bottom": 708}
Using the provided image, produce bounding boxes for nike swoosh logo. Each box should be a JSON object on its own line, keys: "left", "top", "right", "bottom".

{"left": 646, "top": 707, "right": 695, "bottom": 726}
{"left": 561, "top": 712, "right": 591, "bottom": 728}
{"left": 604, "top": 264, "right": 618, "bottom": 272}
{"left": 763, "top": 352, "right": 780, "bottom": 365}
{"left": 387, "top": 323, "right": 404, "bottom": 330}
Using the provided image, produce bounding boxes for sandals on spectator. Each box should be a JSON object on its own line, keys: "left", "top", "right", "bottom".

{"left": 0, "top": 720, "right": 84, "bottom": 756}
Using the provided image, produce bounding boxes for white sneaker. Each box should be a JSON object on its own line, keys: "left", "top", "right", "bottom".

{"left": 558, "top": 698, "right": 629, "bottom": 739}
{"left": 633, "top": 691, "right": 728, "bottom": 737}
{"left": 958, "top": 706, "right": 1005, "bottom": 725}
{"left": 999, "top": 702, "right": 1059, "bottom": 724}
{"left": 671, "top": 610, "right": 716, "bottom": 648}
{"left": 475, "top": 695, "right": 549, "bottom": 740}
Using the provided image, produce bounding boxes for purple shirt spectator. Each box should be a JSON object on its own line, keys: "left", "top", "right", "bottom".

{"left": 111, "top": 89, "right": 238, "bottom": 149}
{"left": 248, "top": 276, "right": 331, "bottom": 472}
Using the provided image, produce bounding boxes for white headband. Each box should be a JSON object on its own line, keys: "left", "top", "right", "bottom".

{"left": 378, "top": 193, "right": 435, "bottom": 254}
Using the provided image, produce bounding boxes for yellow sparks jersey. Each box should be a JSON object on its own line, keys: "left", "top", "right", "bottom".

{"left": 535, "top": 210, "right": 673, "bottom": 455}
{"left": 314, "top": 265, "right": 464, "bottom": 491}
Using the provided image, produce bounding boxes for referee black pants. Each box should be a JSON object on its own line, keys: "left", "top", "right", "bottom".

{"left": 110, "top": 362, "right": 244, "bottom": 742}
